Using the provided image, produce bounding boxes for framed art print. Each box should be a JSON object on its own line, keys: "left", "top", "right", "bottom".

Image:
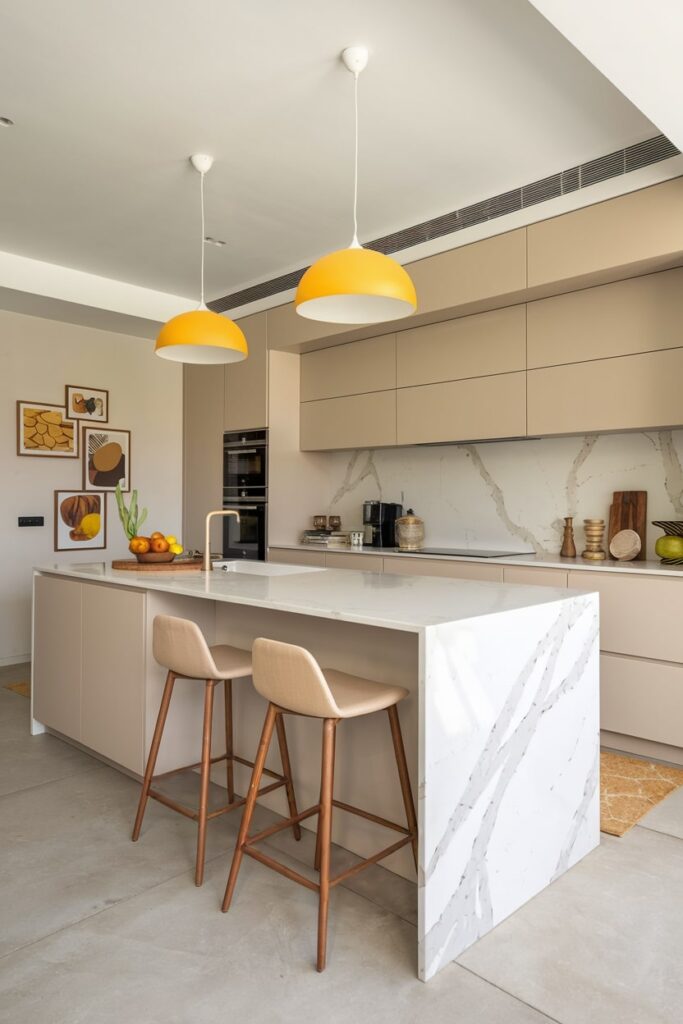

{"left": 17, "top": 401, "right": 78, "bottom": 457}
{"left": 54, "top": 490, "right": 107, "bottom": 551}
{"left": 65, "top": 385, "right": 109, "bottom": 423}
{"left": 82, "top": 426, "right": 130, "bottom": 492}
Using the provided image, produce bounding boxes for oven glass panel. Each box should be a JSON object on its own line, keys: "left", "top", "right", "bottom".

{"left": 222, "top": 506, "right": 265, "bottom": 560}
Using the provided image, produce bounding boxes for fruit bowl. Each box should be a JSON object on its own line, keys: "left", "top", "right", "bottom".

{"left": 135, "top": 551, "right": 176, "bottom": 564}
{"left": 652, "top": 521, "right": 683, "bottom": 564}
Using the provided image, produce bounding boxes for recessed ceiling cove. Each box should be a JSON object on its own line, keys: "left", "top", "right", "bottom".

{"left": 0, "top": 0, "right": 657, "bottom": 301}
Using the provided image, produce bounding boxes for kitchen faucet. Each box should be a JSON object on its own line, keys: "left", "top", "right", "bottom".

{"left": 204, "top": 510, "right": 240, "bottom": 572}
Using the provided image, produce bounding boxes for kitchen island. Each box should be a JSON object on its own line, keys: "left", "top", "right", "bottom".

{"left": 32, "top": 560, "right": 599, "bottom": 981}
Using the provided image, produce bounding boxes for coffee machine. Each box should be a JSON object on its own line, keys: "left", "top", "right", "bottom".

{"left": 362, "top": 500, "right": 403, "bottom": 548}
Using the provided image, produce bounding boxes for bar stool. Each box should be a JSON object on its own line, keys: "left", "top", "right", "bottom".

{"left": 132, "top": 616, "right": 301, "bottom": 886}
{"left": 221, "top": 638, "right": 417, "bottom": 972}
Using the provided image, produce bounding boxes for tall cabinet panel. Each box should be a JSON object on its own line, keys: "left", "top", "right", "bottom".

{"left": 224, "top": 311, "right": 268, "bottom": 431}
{"left": 32, "top": 574, "right": 82, "bottom": 741}
{"left": 81, "top": 583, "right": 146, "bottom": 773}
{"left": 183, "top": 362, "right": 224, "bottom": 552}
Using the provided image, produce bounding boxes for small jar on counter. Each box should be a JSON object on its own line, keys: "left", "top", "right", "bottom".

{"left": 395, "top": 509, "right": 425, "bottom": 551}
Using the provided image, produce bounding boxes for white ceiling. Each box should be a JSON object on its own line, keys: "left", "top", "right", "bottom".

{"left": 0, "top": 0, "right": 657, "bottom": 305}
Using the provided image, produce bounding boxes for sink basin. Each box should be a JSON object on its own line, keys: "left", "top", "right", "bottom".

{"left": 213, "top": 560, "right": 325, "bottom": 577}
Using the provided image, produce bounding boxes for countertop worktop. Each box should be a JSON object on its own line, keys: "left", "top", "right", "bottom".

{"left": 34, "top": 560, "right": 577, "bottom": 634}
{"left": 270, "top": 543, "right": 683, "bottom": 577}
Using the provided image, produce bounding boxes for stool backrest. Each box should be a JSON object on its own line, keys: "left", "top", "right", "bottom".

{"left": 252, "top": 638, "right": 341, "bottom": 718}
{"left": 153, "top": 615, "right": 218, "bottom": 679}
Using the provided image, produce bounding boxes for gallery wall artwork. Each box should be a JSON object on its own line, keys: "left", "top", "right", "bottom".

{"left": 54, "top": 490, "right": 107, "bottom": 551}
{"left": 16, "top": 401, "right": 78, "bottom": 457}
{"left": 65, "top": 385, "right": 109, "bottom": 423}
{"left": 82, "top": 426, "right": 130, "bottom": 492}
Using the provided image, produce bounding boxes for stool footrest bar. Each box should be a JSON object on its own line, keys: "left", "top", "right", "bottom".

{"left": 243, "top": 846, "right": 319, "bottom": 893}
{"left": 330, "top": 835, "right": 414, "bottom": 887}
{"left": 244, "top": 805, "right": 320, "bottom": 847}
{"left": 331, "top": 798, "right": 411, "bottom": 835}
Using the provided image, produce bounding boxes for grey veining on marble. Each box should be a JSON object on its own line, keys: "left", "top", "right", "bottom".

{"left": 297, "top": 429, "right": 683, "bottom": 560}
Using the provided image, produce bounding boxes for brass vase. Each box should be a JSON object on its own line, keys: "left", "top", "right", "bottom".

{"left": 560, "top": 517, "right": 576, "bottom": 558}
{"left": 582, "top": 518, "right": 606, "bottom": 561}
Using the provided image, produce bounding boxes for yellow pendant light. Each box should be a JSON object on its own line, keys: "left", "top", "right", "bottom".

{"left": 155, "top": 154, "right": 248, "bottom": 364}
{"left": 296, "top": 47, "right": 417, "bottom": 325}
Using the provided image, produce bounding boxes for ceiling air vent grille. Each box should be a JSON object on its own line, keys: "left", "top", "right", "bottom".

{"left": 210, "top": 133, "right": 679, "bottom": 313}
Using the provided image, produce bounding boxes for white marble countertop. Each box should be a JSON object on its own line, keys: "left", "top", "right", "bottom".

{"left": 34, "top": 561, "right": 580, "bottom": 634}
{"left": 270, "top": 543, "right": 683, "bottom": 577}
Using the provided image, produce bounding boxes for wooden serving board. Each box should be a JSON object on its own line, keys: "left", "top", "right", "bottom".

{"left": 608, "top": 491, "right": 647, "bottom": 560}
{"left": 111, "top": 558, "right": 204, "bottom": 572}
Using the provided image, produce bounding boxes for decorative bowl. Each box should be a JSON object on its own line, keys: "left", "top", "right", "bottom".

{"left": 652, "top": 521, "right": 683, "bottom": 564}
{"left": 135, "top": 551, "right": 176, "bottom": 564}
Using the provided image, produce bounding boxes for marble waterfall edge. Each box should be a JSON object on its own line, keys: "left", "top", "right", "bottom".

{"left": 419, "top": 591, "right": 599, "bottom": 981}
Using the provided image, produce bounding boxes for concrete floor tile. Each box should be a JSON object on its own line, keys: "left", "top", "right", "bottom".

{"left": 0, "top": 767, "right": 238, "bottom": 956}
{"left": 458, "top": 829, "right": 683, "bottom": 1024}
{"left": 0, "top": 856, "right": 551, "bottom": 1024}
{"left": 638, "top": 784, "right": 683, "bottom": 841}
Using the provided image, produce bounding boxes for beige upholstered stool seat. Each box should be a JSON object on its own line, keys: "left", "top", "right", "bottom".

{"left": 209, "top": 645, "right": 254, "bottom": 680}
{"left": 320, "top": 669, "right": 408, "bottom": 718}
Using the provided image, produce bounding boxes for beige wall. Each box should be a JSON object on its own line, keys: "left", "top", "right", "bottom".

{"left": 0, "top": 309, "right": 183, "bottom": 662}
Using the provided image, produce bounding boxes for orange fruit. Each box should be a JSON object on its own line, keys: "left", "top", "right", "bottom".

{"left": 150, "top": 537, "right": 170, "bottom": 553}
{"left": 150, "top": 531, "right": 165, "bottom": 540}
{"left": 129, "top": 536, "right": 151, "bottom": 554}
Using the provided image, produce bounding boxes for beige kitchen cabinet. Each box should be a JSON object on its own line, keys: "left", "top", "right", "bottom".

{"left": 527, "top": 267, "right": 683, "bottom": 369}
{"left": 397, "top": 371, "right": 526, "bottom": 446}
{"left": 408, "top": 228, "right": 527, "bottom": 315}
{"left": 527, "top": 177, "right": 683, "bottom": 288}
{"left": 300, "top": 390, "right": 396, "bottom": 451}
{"left": 397, "top": 305, "right": 526, "bottom": 387}
{"left": 81, "top": 583, "right": 145, "bottom": 773}
{"left": 601, "top": 652, "right": 683, "bottom": 748}
{"left": 567, "top": 570, "right": 683, "bottom": 664}
{"left": 325, "top": 552, "right": 383, "bottom": 571}
{"left": 383, "top": 557, "right": 504, "bottom": 582}
{"left": 183, "top": 361, "right": 224, "bottom": 552}
{"left": 224, "top": 311, "right": 268, "bottom": 431}
{"left": 268, "top": 547, "right": 326, "bottom": 567}
{"left": 300, "top": 335, "right": 396, "bottom": 402}
{"left": 503, "top": 566, "right": 568, "bottom": 587}
{"left": 32, "top": 574, "right": 82, "bottom": 741}
{"left": 527, "top": 347, "right": 683, "bottom": 436}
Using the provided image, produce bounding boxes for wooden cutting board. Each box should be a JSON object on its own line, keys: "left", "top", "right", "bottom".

{"left": 608, "top": 491, "right": 647, "bottom": 560}
{"left": 111, "top": 558, "right": 204, "bottom": 572}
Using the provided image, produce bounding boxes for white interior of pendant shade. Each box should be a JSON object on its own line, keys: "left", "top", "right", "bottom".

{"left": 155, "top": 344, "right": 246, "bottom": 364}
{"left": 296, "top": 293, "right": 416, "bottom": 324}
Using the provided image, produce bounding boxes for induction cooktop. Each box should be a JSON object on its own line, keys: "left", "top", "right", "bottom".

{"left": 417, "top": 547, "right": 535, "bottom": 558}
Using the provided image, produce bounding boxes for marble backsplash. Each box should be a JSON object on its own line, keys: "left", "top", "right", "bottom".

{"left": 312, "top": 430, "right": 683, "bottom": 560}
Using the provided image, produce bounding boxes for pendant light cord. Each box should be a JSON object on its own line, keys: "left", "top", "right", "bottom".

{"left": 351, "top": 70, "right": 360, "bottom": 248}
{"left": 199, "top": 170, "right": 206, "bottom": 307}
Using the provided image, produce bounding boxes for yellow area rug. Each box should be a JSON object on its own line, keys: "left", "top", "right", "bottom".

{"left": 3, "top": 681, "right": 30, "bottom": 698}
{"left": 600, "top": 750, "right": 683, "bottom": 836}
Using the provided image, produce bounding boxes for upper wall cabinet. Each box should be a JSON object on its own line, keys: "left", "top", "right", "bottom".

{"left": 397, "top": 371, "right": 526, "bottom": 446}
{"left": 407, "top": 228, "right": 527, "bottom": 315}
{"left": 300, "top": 335, "right": 396, "bottom": 402}
{"left": 224, "top": 311, "right": 268, "bottom": 431}
{"left": 527, "top": 178, "right": 683, "bottom": 288}
{"left": 396, "top": 305, "right": 526, "bottom": 387}
{"left": 527, "top": 347, "right": 683, "bottom": 436}
{"left": 300, "top": 390, "right": 396, "bottom": 451}
{"left": 527, "top": 267, "right": 683, "bottom": 369}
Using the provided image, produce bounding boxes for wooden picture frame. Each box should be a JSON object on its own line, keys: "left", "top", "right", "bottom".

{"left": 16, "top": 401, "right": 79, "bottom": 458}
{"left": 65, "top": 385, "right": 109, "bottom": 423}
{"left": 54, "top": 490, "right": 107, "bottom": 551}
{"left": 82, "top": 426, "right": 131, "bottom": 493}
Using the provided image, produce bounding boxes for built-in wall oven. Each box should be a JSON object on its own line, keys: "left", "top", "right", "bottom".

{"left": 223, "top": 429, "right": 267, "bottom": 560}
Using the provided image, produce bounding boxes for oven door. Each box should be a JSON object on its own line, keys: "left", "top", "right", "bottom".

{"left": 223, "top": 432, "right": 267, "bottom": 496}
{"left": 222, "top": 502, "right": 266, "bottom": 561}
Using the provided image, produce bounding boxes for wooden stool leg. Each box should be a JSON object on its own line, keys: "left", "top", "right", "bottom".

{"left": 224, "top": 678, "right": 235, "bottom": 803}
{"left": 222, "top": 703, "right": 278, "bottom": 912}
{"left": 275, "top": 711, "right": 302, "bottom": 842}
{"left": 132, "top": 670, "right": 175, "bottom": 841}
{"left": 317, "top": 718, "right": 337, "bottom": 972}
{"left": 195, "top": 680, "right": 216, "bottom": 886}
{"left": 387, "top": 704, "right": 418, "bottom": 869}
{"left": 314, "top": 722, "right": 336, "bottom": 871}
